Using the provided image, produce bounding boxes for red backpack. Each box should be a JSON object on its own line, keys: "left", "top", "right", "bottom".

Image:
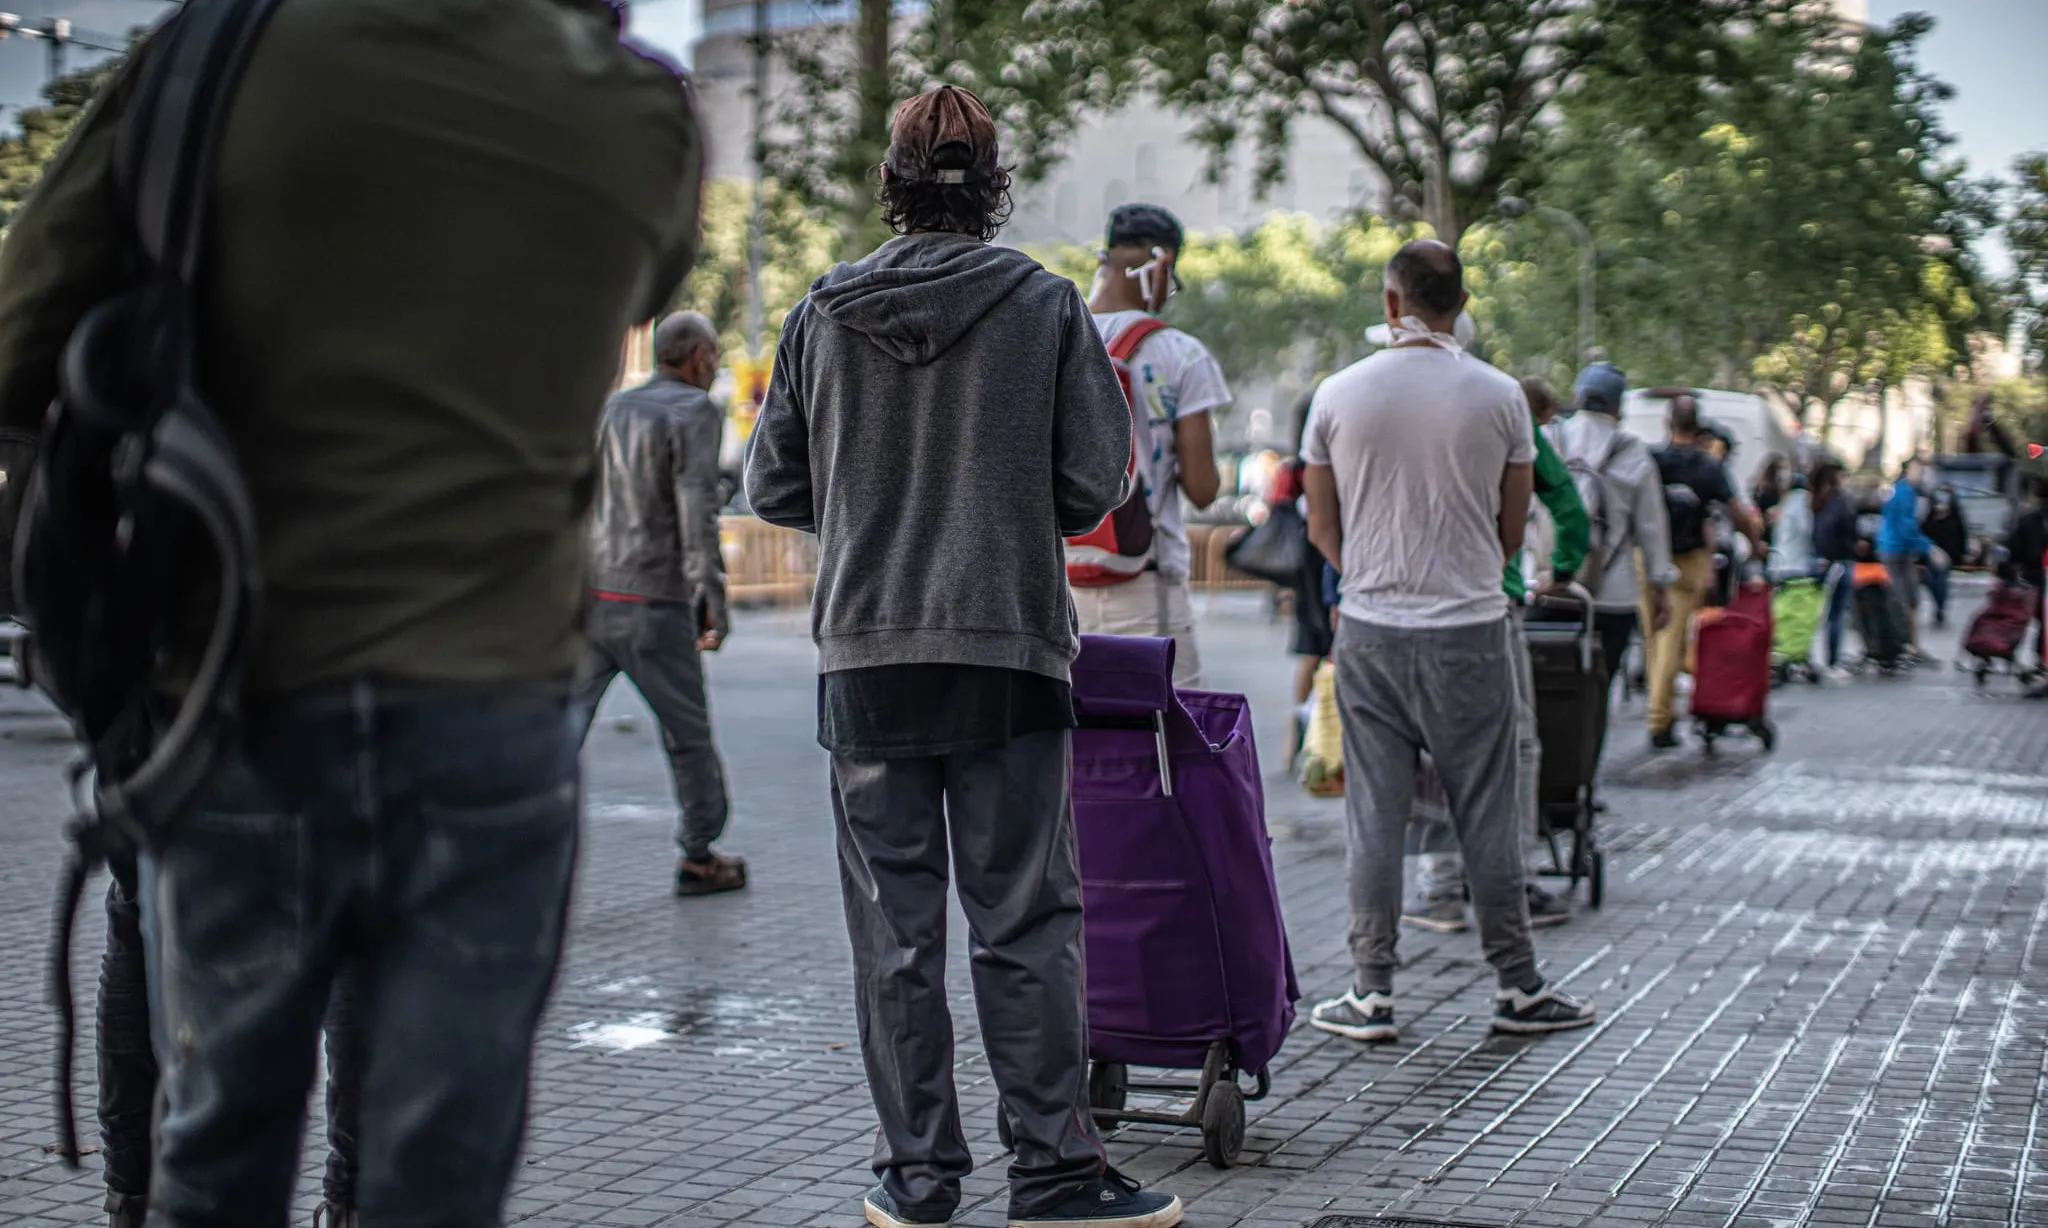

{"left": 1065, "top": 316, "right": 1171, "bottom": 587}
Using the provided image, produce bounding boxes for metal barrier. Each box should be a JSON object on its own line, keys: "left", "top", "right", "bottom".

{"left": 716, "top": 517, "right": 1271, "bottom": 608}
{"left": 1186, "top": 522, "right": 1267, "bottom": 592}
{"left": 720, "top": 516, "right": 816, "bottom": 607}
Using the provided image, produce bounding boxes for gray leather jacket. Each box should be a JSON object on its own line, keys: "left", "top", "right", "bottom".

{"left": 587, "top": 373, "right": 728, "bottom": 633}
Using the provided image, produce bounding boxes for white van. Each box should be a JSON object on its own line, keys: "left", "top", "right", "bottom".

{"left": 1618, "top": 387, "right": 1801, "bottom": 499}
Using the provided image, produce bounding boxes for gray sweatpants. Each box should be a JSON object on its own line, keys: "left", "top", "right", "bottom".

{"left": 571, "top": 598, "right": 730, "bottom": 860}
{"left": 829, "top": 729, "right": 1105, "bottom": 1221}
{"left": 1410, "top": 608, "right": 1540, "bottom": 897}
{"left": 1336, "top": 615, "right": 1538, "bottom": 994}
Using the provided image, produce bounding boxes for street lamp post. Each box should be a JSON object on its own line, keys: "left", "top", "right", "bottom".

{"left": 0, "top": 15, "right": 86, "bottom": 82}
{"left": 745, "top": 0, "right": 769, "bottom": 363}
{"left": 1499, "top": 196, "right": 1595, "bottom": 364}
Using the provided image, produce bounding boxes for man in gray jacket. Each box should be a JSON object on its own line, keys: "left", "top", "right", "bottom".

{"left": 746, "top": 86, "right": 1182, "bottom": 1228}
{"left": 576, "top": 311, "right": 745, "bottom": 896}
{"left": 1544, "top": 362, "right": 1673, "bottom": 768}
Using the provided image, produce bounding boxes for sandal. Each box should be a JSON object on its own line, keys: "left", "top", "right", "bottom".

{"left": 674, "top": 852, "right": 747, "bottom": 897}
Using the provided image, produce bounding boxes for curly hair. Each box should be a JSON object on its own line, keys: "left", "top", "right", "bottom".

{"left": 878, "top": 164, "right": 1015, "bottom": 243}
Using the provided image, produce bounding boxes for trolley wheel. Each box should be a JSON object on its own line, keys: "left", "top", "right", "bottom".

{"left": 1976, "top": 667, "right": 1989, "bottom": 689}
{"left": 1589, "top": 848, "right": 1606, "bottom": 910}
{"left": 996, "top": 1110, "right": 1014, "bottom": 1153}
{"left": 1200, "top": 1079, "right": 1245, "bottom": 1169}
{"left": 1087, "top": 1061, "right": 1128, "bottom": 1112}
{"left": 1698, "top": 722, "right": 1718, "bottom": 753}
{"left": 1755, "top": 720, "right": 1776, "bottom": 753}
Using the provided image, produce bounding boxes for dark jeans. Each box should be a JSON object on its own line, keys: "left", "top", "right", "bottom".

{"left": 1924, "top": 563, "right": 1950, "bottom": 622}
{"left": 572, "top": 598, "right": 729, "bottom": 860}
{"left": 1824, "top": 565, "right": 1852, "bottom": 666}
{"left": 138, "top": 682, "right": 579, "bottom": 1227}
{"left": 829, "top": 729, "right": 1105, "bottom": 1220}
{"left": 98, "top": 855, "right": 365, "bottom": 1212}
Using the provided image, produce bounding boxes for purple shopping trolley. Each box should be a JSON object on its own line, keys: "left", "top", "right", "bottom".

{"left": 1064, "top": 633, "right": 1297, "bottom": 1167}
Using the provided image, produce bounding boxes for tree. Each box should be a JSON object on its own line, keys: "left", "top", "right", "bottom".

{"left": 1154, "top": 0, "right": 1589, "bottom": 248}
{"left": 2008, "top": 152, "right": 2048, "bottom": 370}
{"left": 1029, "top": 212, "right": 1415, "bottom": 409}
{"left": 0, "top": 53, "right": 126, "bottom": 231}
{"left": 907, "top": 1, "right": 1808, "bottom": 249}
{"left": 763, "top": 0, "right": 898, "bottom": 254}
{"left": 672, "top": 179, "right": 840, "bottom": 358}
{"left": 1468, "top": 7, "right": 1985, "bottom": 429}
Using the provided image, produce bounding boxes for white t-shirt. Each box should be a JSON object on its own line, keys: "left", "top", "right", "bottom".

{"left": 1091, "top": 310, "right": 1231, "bottom": 580}
{"left": 1302, "top": 347, "right": 1536, "bottom": 628}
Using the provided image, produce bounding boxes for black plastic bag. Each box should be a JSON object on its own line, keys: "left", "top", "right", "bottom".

{"left": 1224, "top": 503, "right": 1308, "bottom": 585}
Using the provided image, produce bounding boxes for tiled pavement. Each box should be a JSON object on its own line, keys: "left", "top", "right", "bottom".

{"left": 2, "top": 585, "right": 2046, "bottom": 1227}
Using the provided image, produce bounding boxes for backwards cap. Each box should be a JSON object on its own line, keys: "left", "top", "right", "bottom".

{"left": 886, "top": 86, "right": 1000, "bottom": 186}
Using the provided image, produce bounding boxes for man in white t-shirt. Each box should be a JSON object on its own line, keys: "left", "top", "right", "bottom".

{"left": 1076, "top": 203, "right": 1227, "bottom": 685}
{"left": 1301, "top": 240, "right": 1596, "bottom": 1044}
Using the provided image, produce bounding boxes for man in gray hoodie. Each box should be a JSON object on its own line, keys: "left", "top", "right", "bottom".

{"left": 746, "top": 86, "right": 1183, "bottom": 1228}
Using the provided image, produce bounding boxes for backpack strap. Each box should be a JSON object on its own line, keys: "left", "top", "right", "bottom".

{"left": 117, "top": 0, "right": 288, "bottom": 284}
{"left": 1106, "top": 314, "right": 1171, "bottom": 364}
{"left": 1104, "top": 316, "right": 1174, "bottom": 632}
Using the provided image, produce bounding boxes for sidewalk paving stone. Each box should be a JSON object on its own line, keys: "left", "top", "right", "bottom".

{"left": 1, "top": 587, "right": 2045, "bottom": 1226}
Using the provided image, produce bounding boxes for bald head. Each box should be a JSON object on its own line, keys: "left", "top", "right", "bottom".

{"left": 1383, "top": 239, "right": 1466, "bottom": 329}
{"left": 652, "top": 312, "right": 720, "bottom": 391}
{"left": 655, "top": 312, "right": 718, "bottom": 369}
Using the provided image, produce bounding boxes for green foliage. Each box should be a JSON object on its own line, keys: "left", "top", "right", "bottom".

{"left": 901, "top": 0, "right": 1802, "bottom": 248}
{"left": 2008, "top": 152, "right": 2048, "bottom": 369}
{"left": 672, "top": 179, "right": 841, "bottom": 359}
{"left": 1134, "top": 0, "right": 1585, "bottom": 246}
{"left": 1466, "top": 7, "right": 1985, "bottom": 425}
{"left": 907, "top": 1, "right": 1155, "bottom": 186}
{"left": 1935, "top": 376, "right": 2048, "bottom": 457}
{"left": 763, "top": 0, "right": 901, "bottom": 254}
{"left": 1029, "top": 213, "right": 1416, "bottom": 409}
{"left": 0, "top": 54, "right": 125, "bottom": 231}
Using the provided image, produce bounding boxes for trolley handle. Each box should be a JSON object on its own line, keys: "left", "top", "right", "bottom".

{"left": 1529, "top": 581, "right": 1599, "bottom": 674}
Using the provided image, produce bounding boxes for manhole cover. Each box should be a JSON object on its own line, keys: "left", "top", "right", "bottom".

{"left": 1307, "top": 1218, "right": 1503, "bottom": 1228}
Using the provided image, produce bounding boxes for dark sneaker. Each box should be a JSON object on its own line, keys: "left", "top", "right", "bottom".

{"left": 1525, "top": 882, "right": 1572, "bottom": 928}
{"left": 1010, "top": 1169, "right": 1182, "bottom": 1227}
{"left": 1401, "top": 893, "right": 1469, "bottom": 933}
{"left": 1309, "top": 989, "right": 1398, "bottom": 1042}
{"left": 867, "top": 1186, "right": 952, "bottom": 1228}
{"left": 1649, "top": 727, "right": 1680, "bottom": 750}
{"left": 675, "top": 852, "right": 747, "bottom": 896}
{"left": 1494, "top": 982, "right": 1596, "bottom": 1034}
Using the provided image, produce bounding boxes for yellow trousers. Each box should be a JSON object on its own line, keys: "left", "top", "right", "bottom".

{"left": 1639, "top": 549, "right": 1715, "bottom": 736}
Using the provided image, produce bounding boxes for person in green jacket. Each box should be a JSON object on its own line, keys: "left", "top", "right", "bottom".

{"left": 1404, "top": 377, "right": 1589, "bottom": 932}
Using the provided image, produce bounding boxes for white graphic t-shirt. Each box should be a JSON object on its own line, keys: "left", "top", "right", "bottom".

{"left": 1090, "top": 310, "right": 1232, "bottom": 579}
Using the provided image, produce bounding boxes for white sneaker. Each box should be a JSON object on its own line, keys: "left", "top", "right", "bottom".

{"left": 1822, "top": 666, "right": 1854, "bottom": 684}
{"left": 1310, "top": 989, "right": 1399, "bottom": 1042}
{"left": 1493, "top": 982, "right": 1596, "bottom": 1034}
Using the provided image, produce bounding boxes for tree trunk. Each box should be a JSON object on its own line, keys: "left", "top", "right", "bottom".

{"left": 1427, "top": 175, "right": 1461, "bottom": 250}
{"left": 845, "top": 0, "right": 892, "bottom": 254}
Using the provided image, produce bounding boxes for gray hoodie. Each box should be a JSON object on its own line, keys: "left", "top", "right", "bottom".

{"left": 744, "top": 232, "right": 1131, "bottom": 681}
